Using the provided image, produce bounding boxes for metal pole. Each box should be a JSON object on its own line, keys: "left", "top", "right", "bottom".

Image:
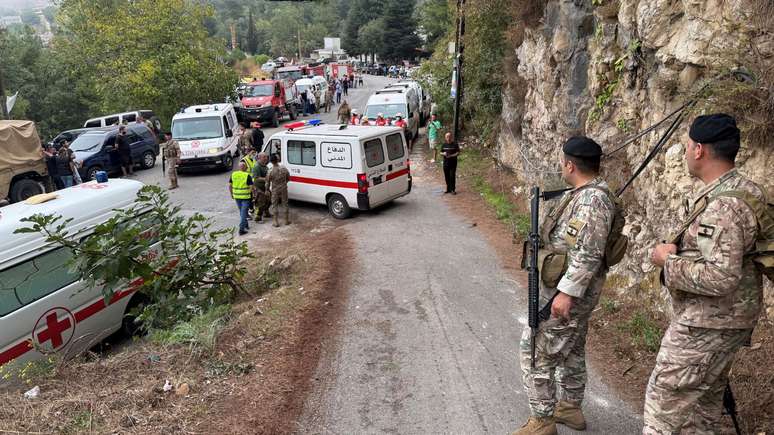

{"left": 452, "top": 0, "right": 465, "bottom": 141}
{"left": 297, "top": 28, "right": 302, "bottom": 61}
{"left": 0, "top": 29, "right": 7, "bottom": 120}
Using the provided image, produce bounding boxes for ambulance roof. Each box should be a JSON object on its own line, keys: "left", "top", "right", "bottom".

{"left": 172, "top": 104, "right": 234, "bottom": 120}
{"left": 275, "top": 124, "right": 403, "bottom": 140}
{"left": 0, "top": 179, "right": 145, "bottom": 267}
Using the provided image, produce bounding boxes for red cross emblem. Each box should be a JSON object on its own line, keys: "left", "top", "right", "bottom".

{"left": 191, "top": 140, "right": 201, "bottom": 148}
{"left": 33, "top": 307, "right": 76, "bottom": 353}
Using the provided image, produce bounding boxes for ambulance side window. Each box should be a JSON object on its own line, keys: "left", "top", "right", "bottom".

{"left": 364, "top": 138, "right": 385, "bottom": 167}
{"left": 287, "top": 140, "right": 316, "bottom": 166}
{"left": 385, "top": 133, "right": 405, "bottom": 160}
{"left": 0, "top": 248, "right": 79, "bottom": 317}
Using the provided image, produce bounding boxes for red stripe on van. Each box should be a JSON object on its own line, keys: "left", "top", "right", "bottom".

{"left": 0, "top": 341, "right": 33, "bottom": 365}
{"left": 290, "top": 176, "right": 358, "bottom": 189}
{"left": 386, "top": 168, "right": 409, "bottom": 181}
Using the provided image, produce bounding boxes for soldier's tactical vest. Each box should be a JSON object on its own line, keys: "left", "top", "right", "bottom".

{"left": 669, "top": 190, "right": 774, "bottom": 282}
{"left": 537, "top": 185, "right": 628, "bottom": 288}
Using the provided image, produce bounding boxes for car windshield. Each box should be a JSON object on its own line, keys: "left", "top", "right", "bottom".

{"left": 277, "top": 70, "right": 302, "bottom": 81}
{"left": 296, "top": 84, "right": 310, "bottom": 93}
{"left": 172, "top": 117, "right": 223, "bottom": 140}
{"left": 244, "top": 84, "right": 273, "bottom": 97}
{"left": 365, "top": 104, "right": 407, "bottom": 119}
{"left": 69, "top": 133, "right": 106, "bottom": 152}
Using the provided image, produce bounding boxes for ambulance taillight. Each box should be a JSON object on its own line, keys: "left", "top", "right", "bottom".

{"left": 357, "top": 173, "right": 368, "bottom": 193}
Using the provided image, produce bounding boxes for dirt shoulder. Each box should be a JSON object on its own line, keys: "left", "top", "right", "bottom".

{"left": 0, "top": 226, "right": 353, "bottom": 434}
{"left": 418, "top": 142, "right": 774, "bottom": 434}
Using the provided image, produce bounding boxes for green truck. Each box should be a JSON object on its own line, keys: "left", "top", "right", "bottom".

{"left": 0, "top": 120, "right": 49, "bottom": 205}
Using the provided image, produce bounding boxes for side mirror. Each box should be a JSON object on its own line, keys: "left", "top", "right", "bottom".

{"left": 226, "top": 129, "right": 233, "bottom": 138}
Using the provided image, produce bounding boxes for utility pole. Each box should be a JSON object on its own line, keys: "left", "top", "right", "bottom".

{"left": 0, "top": 28, "right": 7, "bottom": 119}
{"left": 297, "top": 28, "right": 302, "bottom": 61}
{"left": 451, "top": 0, "right": 466, "bottom": 141}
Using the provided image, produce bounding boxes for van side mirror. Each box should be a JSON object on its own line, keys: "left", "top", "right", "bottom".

{"left": 226, "top": 129, "right": 233, "bottom": 138}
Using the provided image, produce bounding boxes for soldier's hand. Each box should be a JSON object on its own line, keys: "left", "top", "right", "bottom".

{"left": 551, "top": 291, "right": 573, "bottom": 320}
{"left": 650, "top": 243, "right": 677, "bottom": 267}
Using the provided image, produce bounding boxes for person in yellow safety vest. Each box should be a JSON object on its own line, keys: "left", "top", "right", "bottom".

{"left": 241, "top": 147, "right": 256, "bottom": 174}
{"left": 229, "top": 161, "right": 254, "bottom": 235}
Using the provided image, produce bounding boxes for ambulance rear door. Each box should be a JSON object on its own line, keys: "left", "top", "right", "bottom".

{"left": 383, "top": 132, "right": 410, "bottom": 197}
{"left": 360, "top": 136, "right": 390, "bottom": 207}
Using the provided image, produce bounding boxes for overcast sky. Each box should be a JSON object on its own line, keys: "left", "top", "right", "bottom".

{"left": 0, "top": 0, "right": 51, "bottom": 12}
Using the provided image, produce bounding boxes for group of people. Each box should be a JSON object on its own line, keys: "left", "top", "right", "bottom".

{"left": 42, "top": 140, "right": 81, "bottom": 189}
{"left": 299, "top": 74, "right": 363, "bottom": 116}
{"left": 513, "top": 113, "right": 769, "bottom": 435}
{"left": 229, "top": 149, "right": 290, "bottom": 234}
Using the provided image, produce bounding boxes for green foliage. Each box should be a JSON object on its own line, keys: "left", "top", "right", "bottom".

{"left": 56, "top": 0, "right": 238, "bottom": 126}
{"left": 589, "top": 78, "right": 619, "bottom": 122}
{"left": 228, "top": 48, "right": 247, "bottom": 65}
{"left": 16, "top": 185, "right": 251, "bottom": 330}
{"left": 358, "top": 18, "right": 385, "bottom": 59}
{"left": 592, "top": 0, "right": 604, "bottom": 5}
{"left": 245, "top": 10, "right": 258, "bottom": 55}
{"left": 417, "top": 0, "right": 452, "bottom": 49}
{"left": 616, "top": 117, "right": 631, "bottom": 133}
{"left": 618, "top": 311, "right": 663, "bottom": 353}
{"left": 599, "top": 297, "right": 619, "bottom": 314}
{"left": 149, "top": 305, "right": 232, "bottom": 353}
{"left": 0, "top": 356, "right": 58, "bottom": 384}
{"left": 379, "top": 0, "right": 421, "bottom": 62}
{"left": 253, "top": 54, "right": 270, "bottom": 67}
{"left": 343, "top": 0, "right": 382, "bottom": 56}
{"left": 416, "top": 36, "right": 454, "bottom": 124}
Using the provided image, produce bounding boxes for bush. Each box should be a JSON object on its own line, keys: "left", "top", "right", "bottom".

{"left": 253, "top": 54, "right": 270, "bottom": 66}
{"left": 16, "top": 185, "right": 251, "bottom": 330}
{"left": 149, "top": 305, "right": 231, "bottom": 353}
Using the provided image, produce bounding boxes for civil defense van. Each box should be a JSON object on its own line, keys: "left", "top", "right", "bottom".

{"left": 385, "top": 80, "right": 431, "bottom": 126}
{"left": 364, "top": 88, "right": 420, "bottom": 142}
{"left": 171, "top": 104, "right": 241, "bottom": 171}
{"left": 262, "top": 123, "right": 411, "bottom": 219}
{"left": 0, "top": 179, "right": 155, "bottom": 370}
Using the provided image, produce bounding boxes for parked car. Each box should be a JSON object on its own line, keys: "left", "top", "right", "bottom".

{"left": 48, "top": 128, "right": 93, "bottom": 150}
{"left": 83, "top": 110, "right": 162, "bottom": 133}
{"left": 70, "top": 124, "right": 159, "bottom": 180}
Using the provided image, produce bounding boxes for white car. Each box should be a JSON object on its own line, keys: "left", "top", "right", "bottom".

{"left": 0, "top": 179, "right": 155, "bottom": 369}
{"left": 263, "top": 124, "right": 411, "bottom": 219}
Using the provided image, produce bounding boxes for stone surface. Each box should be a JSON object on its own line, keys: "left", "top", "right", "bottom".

{"left": 497, "top": 0, "right": 774, "bottom": 317}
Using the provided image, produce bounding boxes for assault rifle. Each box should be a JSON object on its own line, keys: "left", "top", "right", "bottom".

{"left": 724, "top": 383, "right": 741, "bottom": 435}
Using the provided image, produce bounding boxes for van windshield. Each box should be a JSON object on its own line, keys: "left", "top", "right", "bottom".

{"left": 70, "top": 133, "right": 106, "bottom": 152}
{"left": 244, "top": 84, "right": 273, "bottom": 97}
{"left": 172, "top": 117, "right": 223, "bottom": 140}
{"left": 365, "top": 104, "right": 408, "bottom": 119}
{"left": 277, "top": 70, "right": 303, "bottom": 81}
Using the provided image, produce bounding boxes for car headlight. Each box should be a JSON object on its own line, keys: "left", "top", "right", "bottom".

{"left": 208, "top": 147, "right": 223, "bottom": 154}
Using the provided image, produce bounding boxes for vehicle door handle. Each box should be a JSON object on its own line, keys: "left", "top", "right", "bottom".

{"left": 388, "top": 164, "right": 393, "bottom": 171}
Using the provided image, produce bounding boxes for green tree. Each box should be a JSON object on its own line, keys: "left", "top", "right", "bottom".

{"left": 56, "top": 0, "right": 237, "bottom": 125}
{"left": 245, "top": 10, "right": 258, "bottom": 54}
{"left": 417, "top": 0, "right": 452, "bottom": 49}
{"left": 379, "top": 0, "right": 421, "bottom": 62}
{"left": 357, "top": 18, "right": 384, "bottom": 63}
{"left": 343, "top": 0, "right": 381, "bottom": 56}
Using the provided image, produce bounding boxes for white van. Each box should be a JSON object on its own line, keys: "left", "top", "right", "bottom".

{"left": 171, "top": 104, "right": 241, "bottom": 171}
{"left": 364, "top": 89, "right": 420, "bottom": 141}
{"left": 385, "top": 81, "right": 431, "bottom": 126}
{"left": 311, "top": 76, "right": 330, "bottom": 107}
{"left": 263, "top": 124, "right": 411, "bottom": 219}
{"left": 0, "top": 179, "right": 153, "bottom": 369}
{"left": 295, "top": 78, "right": 324, "bottom": 110}
{"left": 84, "top": 110, "right": 161, "bottom": 131}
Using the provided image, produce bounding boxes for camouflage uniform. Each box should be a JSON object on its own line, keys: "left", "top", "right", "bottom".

{"left": 240, "top": 128, "right": 253, "bottom": 155}
{"left": 519, "top": 177, "right": 615, "bottom": 417}
{"left": 643, "top": 169, "right": 764, "bottom": 435}
{"left": 267, "top": 163, "right": 291, "bottom": 226}
{"left": 162, "top": 139, "right": 181, "bottom": 188}
{"left": 251, "top": 160, "right": 270, "bottom": 221}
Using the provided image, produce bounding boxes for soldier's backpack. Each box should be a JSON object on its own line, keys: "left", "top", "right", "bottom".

{"left": 670, "top": 190, "right": 774, "bottom": 281}
{"left": 535, "top": 185, "right": 628, "bottom": 288}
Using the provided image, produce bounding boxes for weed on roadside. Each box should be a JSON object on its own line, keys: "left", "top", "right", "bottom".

{"left": 618, "top": 310, "right": 664, "bottom": 353}
{"left": 149, "top": 305, "right": 232, "bottom": 353}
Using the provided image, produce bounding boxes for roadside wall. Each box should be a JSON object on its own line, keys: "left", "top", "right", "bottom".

{"left": 496, "top": 0, "right": 774, "bottom": 317}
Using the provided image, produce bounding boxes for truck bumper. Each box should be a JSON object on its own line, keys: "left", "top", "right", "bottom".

{"left": 237, "top": 107, "right": 274, "bottom": 123}
{"left": 178, "top": 153, "right": 231, "bottom": 170}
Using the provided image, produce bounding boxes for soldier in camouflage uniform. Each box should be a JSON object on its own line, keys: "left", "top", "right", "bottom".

{"left": 515, "top": 137, "right": 618, "bottom": 435}
{"left": 645, "top": 114, "right": 765, "bottom": 434}
{"left": 161, "top": 132, "right": 181, "bottom": 189}
{"left": 267, "top": 153, "right": 291, "bottom": 227}
{"left": 251, "top": 152, "right": 271, "bottom": 223}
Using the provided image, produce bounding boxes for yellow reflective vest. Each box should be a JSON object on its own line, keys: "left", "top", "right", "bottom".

{"left": 231, "top": 170, "right": 251, "bottom": 200}
{"left": 241, "top": 155, "right": 256, "bottom": 173}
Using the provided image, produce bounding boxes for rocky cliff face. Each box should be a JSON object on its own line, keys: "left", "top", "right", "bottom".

{"left": 497, "top": 0, "right": 774, "bottom": 316}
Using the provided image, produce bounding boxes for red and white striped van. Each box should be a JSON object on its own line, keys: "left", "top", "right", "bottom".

{"left": 263, "top": 124, "right": 412, "bottom": 218}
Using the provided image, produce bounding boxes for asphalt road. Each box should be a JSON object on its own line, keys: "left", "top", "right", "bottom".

{"left": 133, "top": 75, "right": 393, "bottom": 232}
{"left": 297, "top": 159, "right": 643, "bottom": 434}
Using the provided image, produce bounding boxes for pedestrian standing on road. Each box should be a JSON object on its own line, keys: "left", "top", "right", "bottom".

{"left": 43, "top": 146, "right": 62, "bottom": 189}
{"left": 324, "top": 86, "right": 332, "bottom": 113}
{"left": 301, "top": 90, "right": 309, "bottom": 116}
{"left": 350, "top": 109, "right": 360, "bottom": 125}
{"left": 335, "top": 81, "right": 342, "bottom": 104}
{"left": 161, "top": 132, "right": 181, "bottom": 189}
{"left": 229, "top": 161, "right": 254, "bottom": 235}
{"left": 251, "top": 152, "right": 271, "bottom": 223}
{"left": 338, "top": 100, "right": 351, "bottom": 125}
{"left": 514, "top": 137, "right": 621, "bottom": 435}
{"left": 440, "top": 133, "right": 459, "bottom": 194}
{"left": 250, "top": 122, "right": 264, "bottom": 153}
{"left": 308, "top": 91, "right": 317, "bottom": 114}
{"left": 427, "top": 114, "right": 442, "bottom": 153}
{"left": 55, "top": 147, "right": 75, "bottom": 188}
{"left": 137, "top": 114, "right": 156, "bottom": 138}
{"left": 358, "top": 74, "right": 364, "bottom": 87}
{"left": 267, "top": 153, "right": 291, "bottom": 227}
{"left": 343, "top": 77, "right": 349, "bottom": 96}
{"left": 643, "top": 114, "right": 767, "bottom": 435}
{"left": 239, "top": 122, "right": 253, "bottom": 156}
{"left": 115, "top": 125, "right": 133, "bottom": 176}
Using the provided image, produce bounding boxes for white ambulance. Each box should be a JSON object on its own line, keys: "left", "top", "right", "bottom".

{"left": 263, "top": 123, "right": 412, "bottom": 219}
{"left": 0, "top": 179, "right": 152, "bottom": 370}
{"left": 171, "top": 104, "right": 241, "bottom": 171}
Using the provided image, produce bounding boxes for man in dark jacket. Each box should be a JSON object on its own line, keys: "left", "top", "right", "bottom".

{"left": 115, "top": 125, "right": 133, "bottom": 176}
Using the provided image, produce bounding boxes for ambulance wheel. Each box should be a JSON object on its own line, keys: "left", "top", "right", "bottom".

{"left": 327, "top": 193, "right": 351, "bottom": 219}
{"left": 271, "top": 110, "right": 279, "bottom": 128}
{"left": 222, "top": 154, "right": 234, "bottom": 171}
{"left": 122, "top": 293, "right": 149, "bottom": 337}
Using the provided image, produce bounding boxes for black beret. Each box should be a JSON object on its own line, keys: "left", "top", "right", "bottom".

{"left": 562, "top": 136, "right": 602, "bottom": 158}
{"left": 689, "top": 114, "right": 740, "bottom": 143}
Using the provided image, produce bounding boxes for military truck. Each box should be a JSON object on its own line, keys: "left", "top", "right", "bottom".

{"left": 1, "top": 120, "right": 49, "bottom": 205}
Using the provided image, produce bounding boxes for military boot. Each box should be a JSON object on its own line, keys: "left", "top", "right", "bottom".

{"left": 284, "top": 210, "right": 291, "bottom": 225}
{"left": 272, "top": 213, "right": 280, "bottom": 228}
{"left": 554, "top": 401, "right": 586, "bottom": 430}
{"left": 511, "top": 416, "right": 557, "bottom": 435}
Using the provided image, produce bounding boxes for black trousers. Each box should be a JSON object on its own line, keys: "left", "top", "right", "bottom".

{"left": 443, "top": 158, "right": 457, "bottom": 193}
